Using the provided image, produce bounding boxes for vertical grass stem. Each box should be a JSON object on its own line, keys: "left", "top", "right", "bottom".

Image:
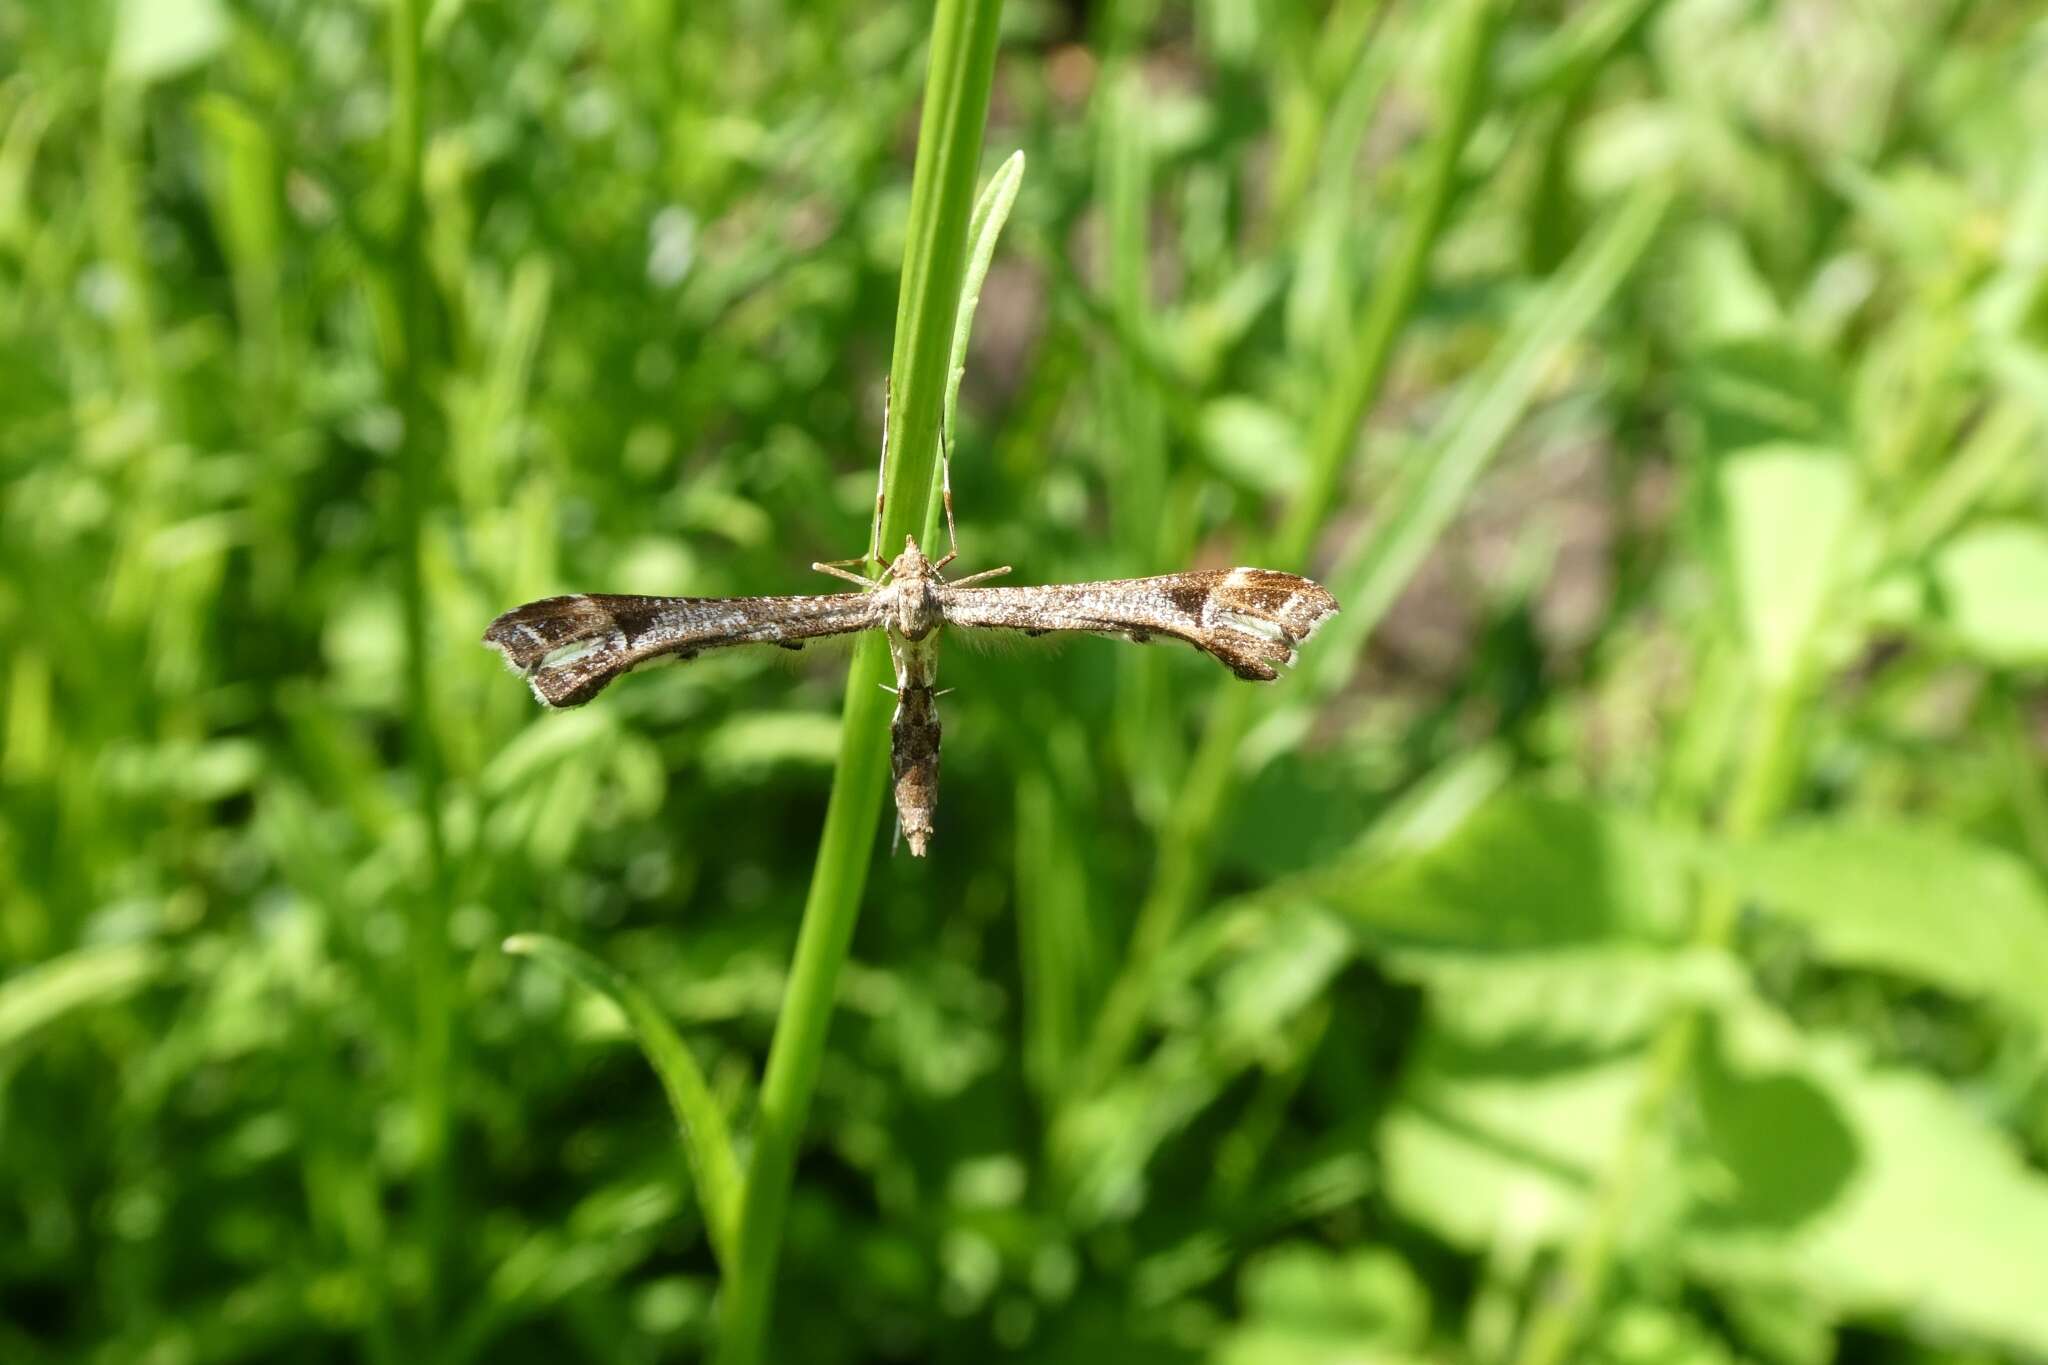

{"left": 715, "top": 1, "right": 1005, "bottom": 1359}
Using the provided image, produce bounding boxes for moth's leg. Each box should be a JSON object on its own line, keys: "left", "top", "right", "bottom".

{"left": 812, "top": 560, "right": 878, "bottom": 588}
{"left": 819, "top": 379, "right": 893, "bottom": 578}
{"left": 865, "top": 377, "right": 892, "bottom": 567}
{"left": 944, "top": 564, "right": 1012, "bottom": 588}
{"left": 931, "top": 422, "right": 961, "bottom": 571}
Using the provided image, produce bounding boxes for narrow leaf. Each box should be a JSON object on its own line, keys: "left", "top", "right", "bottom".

{"left": 504, "top": 933, "right": 743, "bottom": 1271}
{"left": 1710, "top": 821, "right": 2048, "bottom": 1032}
{"left": 0, "top": 941, "right": 165, "bottom": 1051}
{"left": 928, "top": 150, "right": 1026, "bottom": 551}
{"left": 1690, "top": 992, "right": 2048, "bottom": 1357}
{"left": 945, "top": 149, "right": 1025, "bottom": 446}
{"left": 1932, "top": 522, "right": 2048, "bottom": 667}
{"left": 1306, "top": 178, "right": 1674, "bottom": 695}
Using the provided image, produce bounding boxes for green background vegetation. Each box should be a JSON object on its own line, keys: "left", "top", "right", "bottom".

{"left": 5, "top": 0, "right": 2048, "bottom": 1361}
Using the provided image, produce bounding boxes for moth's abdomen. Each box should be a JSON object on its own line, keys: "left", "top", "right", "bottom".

{"left": 889, "top": 683, "right": 942, "bottom": 857}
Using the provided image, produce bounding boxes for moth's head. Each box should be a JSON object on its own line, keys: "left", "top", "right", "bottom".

{"left": 888, "top": 536, "right": 941, "bottom": 639}
{"left": 888, "top": 535, "right": 928, "bottom": 581}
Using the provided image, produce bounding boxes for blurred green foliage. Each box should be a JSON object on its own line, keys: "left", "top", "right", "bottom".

{"left": 4, "top": 0, "right": 2048, "bottom": 1362}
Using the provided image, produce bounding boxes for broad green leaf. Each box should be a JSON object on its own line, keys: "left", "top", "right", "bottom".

{"left": 1932, "top": 522, "right": 2048, "bottom": 667}
{"left": 1686, "top": 995, "right": 2048, "bottom": 1356}
{"left": 1720, "top": 445, "right": 1859, "bottom": 685}
{"left": 1381, "top": 1040, "right": 1647, "bottom": 1250}
{"left": 1302, "top": 791, "right": 1687, "bottom": 952}
{"left": 1390, "top": 946, "right": 1730, "bottom": 1053}
{"left": 1711, "top": 821, "right": 2048, "bottom": 1032}
{"left": 1217, "top": 1245, "right": 1430, "bottom": 1365}
{"left": 503, "top": 934, "right": 742, "bottom": 1272}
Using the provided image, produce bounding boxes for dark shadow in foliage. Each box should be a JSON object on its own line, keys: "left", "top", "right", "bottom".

{"left": 1224, "top": 750, "right": 1388, "bottom": 881}
{"left": 1691, "top": 1017, "right": 1860, "bottom": 1232}
{"left": 1680, "top": 337, "right": 1848, "bottom": 454}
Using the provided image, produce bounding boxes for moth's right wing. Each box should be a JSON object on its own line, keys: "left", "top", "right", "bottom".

{"left": 483, "top": 591, "right": 884, "bottom": 707}
{"left": 938, "top": 568, "right": 1337, "bottom": 681}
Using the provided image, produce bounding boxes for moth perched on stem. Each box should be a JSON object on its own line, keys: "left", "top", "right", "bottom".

{"left": 484, "top": 423, "right": 1338, "bottom": 855}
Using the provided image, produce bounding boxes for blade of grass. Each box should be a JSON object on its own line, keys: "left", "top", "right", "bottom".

{"left": 716, "top": 1, "right": 1005, "bottom": 1360}
{"left": 1073, "top": 0, "right": 1507, "bottom": 1102}
{"left": 503, "top": 933, "right": 743, "bottom": 1269}
{"left": 1273, "top": 0, "right": 1506, "bottom": 568}
{"left": 946, "top": 150, "right": 1026, "bottom": 451}
{"left": 1305, "top": 176, "right": 1676, "bottom": 695}
{"left": 1099, "top": 58, "right": 1175, "bottom": 821}
{"left": 926, "top": 149, "right": 1027, "bottom": 552}
{"left": 382, "top": 0, "right": 454, "bottom": 1338}
{"left": 0, "top": 941, "right": 165, "bottom": 1053}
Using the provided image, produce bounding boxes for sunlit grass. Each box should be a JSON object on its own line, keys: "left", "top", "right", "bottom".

{"left": 4, "top": 0, "right": 2048, "bottom": 1361}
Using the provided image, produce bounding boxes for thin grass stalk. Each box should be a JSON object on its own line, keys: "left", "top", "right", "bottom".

{"left": 1099, "top": 60, "right": 1174, "bottom": 819}
{"left": 714, "top": 1, "right": 1004, "bottom": 1359}
{"left": 385, "top": 0, "right": 453, "bottom": 1337}
{"left": 1076, "top": 0, "right": 1507, "bottom": 1098}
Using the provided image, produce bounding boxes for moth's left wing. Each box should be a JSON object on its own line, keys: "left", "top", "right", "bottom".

{"left": 484, "top": 590, "right": 884, "bottom": 707}
{"left": 938, "top": 568, "right": 1337, "bottom": 681}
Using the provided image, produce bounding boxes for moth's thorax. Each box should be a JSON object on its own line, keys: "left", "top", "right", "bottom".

{"left": 886, "top": 536, "right": 943, "bottom": 640}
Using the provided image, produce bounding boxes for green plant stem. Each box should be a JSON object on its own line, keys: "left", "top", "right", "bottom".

{"left": 1511, "top": 672, "right": 1802, "bottom": 1365}
{"left": 714, "top": 1, "right": 1004, "bottom": 1359}
{"left": 1076, "top": 0, "right": 1505, "bottom": 1099}
{"left": 386, "top": 0, "right": 452, "bottom": 1338}
{"left": 1994, "top": 683, "right": 2048, "bottom": 872}
{"left": 1274, "top": 0, "right": 1502, "bottom": 569}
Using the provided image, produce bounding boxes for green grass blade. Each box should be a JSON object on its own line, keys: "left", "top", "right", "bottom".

{"left": 381, "top": 0, "right": 457, "bottom": 1329}
{"left": 717, "top": 1, "right": 1006, "bottom": 1360}
{"left": 1075, "top": 0, "right": 1506, "bottom": 1102}
{"left": 502, "top": 933, "right": 743, "bottom": 1271}
{"left": 946, "top": 150, "right": 1025, "bottom": 448}
{"left": 0, "top": 942, "right": 165, "bottom": 1053}
{"left": 1273, "top": 0, "right": 1508, "bottom": 567}
{"left": 927, "top": 148, "right": 1026, "bottom": 551}
{"left": 1307, "top": 176, "right": 1676, "bottom": 693}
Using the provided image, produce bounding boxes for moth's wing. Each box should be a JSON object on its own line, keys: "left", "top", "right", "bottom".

{"left": 483, "top": 591, "right": 884, "bottom": 707}
{"left": 939, "top": 569, "right": 1337, "bottom": 681}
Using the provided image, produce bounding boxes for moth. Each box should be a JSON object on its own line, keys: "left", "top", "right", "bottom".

{"left": 484, "top": 427, "right": 1338, "bottom": 855}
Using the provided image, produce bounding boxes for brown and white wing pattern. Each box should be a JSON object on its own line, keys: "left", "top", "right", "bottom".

{"left": 938, "top": 568, "right": 1338, "bottom": 681}
{"left": 483, "top": 591, "right": 885, "bottom": 707}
